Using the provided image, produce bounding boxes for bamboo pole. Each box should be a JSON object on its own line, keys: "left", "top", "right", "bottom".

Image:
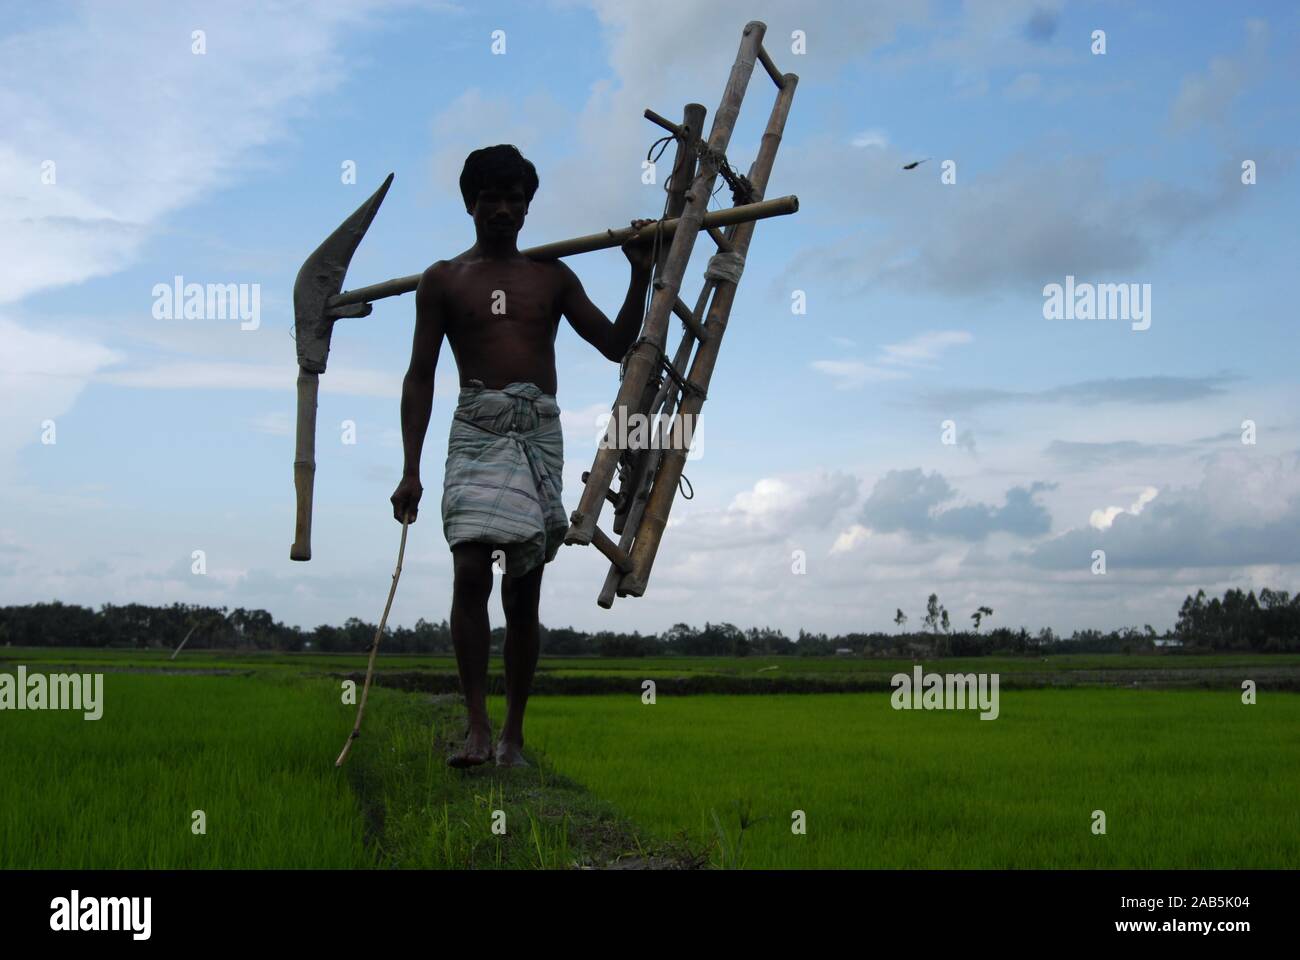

{"left": 618, "top": 68, "right": 799, "bottom": 598}
{"left": 290, "top": 370, "right": 318, "bottom": 561}
{"left": 595, "top": 216, "right": 744, "bottom": 606}
{"left": 644, "top": 108, "right": 685, "bottom": 137}
{"left": 327, "top": 194, "right": 795, "bottom": 311}
{"left": 597, "top": 220, "right": 732, "bottom": 604}
{"left": 657, "top": 103, "right": 707, "bottom": 280}
{"left": 591, "top": 526, "right": 633, "bottom": 573}
{"left": 672, "top": 296, "right": 707, "bottom": 342}
{"left": 612, "top": 102, "right": 707, "bottom": 538}
{"left": 757, "top": 43, "right": 785, "bottom": 89}
{"left": 566, "top": 20, "right": 768, "bottom": 547}
{"left": 596, "top": 276, "right": 719, "bottom": 607}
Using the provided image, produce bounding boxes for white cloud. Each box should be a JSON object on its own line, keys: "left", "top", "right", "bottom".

{"left": 851, "top": 129, "right": 890, "bottom": 149}
{"left": 0, "top": 0, "right": 417, "bottom": 305}
{"left": 830, "top": 523, "right": 871, "bottom": 554}
{"left": 560, "top": 400, "right": 618, "bottom": 460}
{"left": 1170, "top": 19, "right": 1268, "bottom": 133}
{"left": 1090, "top": 485, "right": 1158, "bottom": 530}
{"left": 674, "top": 471, "right": 860, "bottom": 547}
{"left": 3, "top": 2, "right": 1294, "bottom": 642}
{"left": 250, "top": 411, "right": 294, "bottom": 437}
{"left": 878, "top": 0, "right": 1072, "bottom": 75}
{"left": 0, "top": 316, "right": 124, "bottom": 472}
{"left": 811, "top": 330, "right": 971, "bottom": 389}
{"left": 810, "top": 359, "right": 908, "bottom": 390}
{"left": 777, "top": 140, "right": 1243, "bottom": 298}
{"left": 493, "top": 0, "right": 930, "bottom": 255}
{"left": 878, "top": 330, "right": 973, "bottom": 368}
{"left": 1030, "top": 453, "right": 1300, "bottom": 570}
{"left": 0, "top": 1, "right": 425, "bottom": 467}
{"left": 729, "top": 477, "right": 804, "bottom": 519}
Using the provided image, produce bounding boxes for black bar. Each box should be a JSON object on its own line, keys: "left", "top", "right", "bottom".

{"left": 1, "top": 869, "right": 1286, "bottom": 946}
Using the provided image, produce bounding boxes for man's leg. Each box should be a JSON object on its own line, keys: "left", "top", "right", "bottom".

{"left": 448, "top": 542, "right": 495, "bottom": 767}
{"left": 497, "top": 558, "right": 544, "bottom": 766}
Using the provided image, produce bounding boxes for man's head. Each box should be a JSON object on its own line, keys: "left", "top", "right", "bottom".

{"left": 460, "top": 144, "right": 538, "bottom": 239}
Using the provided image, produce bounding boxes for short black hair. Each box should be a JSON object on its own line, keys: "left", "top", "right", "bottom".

{"left": 459, "top": 144, "right": 539, "bottom": 210}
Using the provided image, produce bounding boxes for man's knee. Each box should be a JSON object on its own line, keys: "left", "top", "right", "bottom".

{"left": 501, "top": 566, "right": 542, "bottom": 621}
{"left": 452, "top": 545, "right": 494, "bottom": 602}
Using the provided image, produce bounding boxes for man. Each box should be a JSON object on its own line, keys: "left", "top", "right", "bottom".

{"left": 389, "top": 144, "right": 655, "bottom": 767}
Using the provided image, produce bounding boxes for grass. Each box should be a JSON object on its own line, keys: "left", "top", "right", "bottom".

{"left": 344, "top": 691, "right": 695, "bottom": 868}
{"left": 5, "top": 655, "right": 1298, "bottom": 869}
{"left": 0, "top": 673, "right": 373, "bottom": 868}
{"left": 0, "top": 667, "right": 687, "bottom": 869}
{"left": 517, "top": 689, "right": 1300, "bottom": 869}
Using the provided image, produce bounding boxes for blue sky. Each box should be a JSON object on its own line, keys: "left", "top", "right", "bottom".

{"left": 2, "top": 0, "right": 1298, "bottom": 637}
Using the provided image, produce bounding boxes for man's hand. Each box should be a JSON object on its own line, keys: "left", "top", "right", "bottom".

{"left": 621, "top": 218, "right": 658, "bottom": 273}
{"left": 390, "top": 475, "right": 423, "bottom": 523}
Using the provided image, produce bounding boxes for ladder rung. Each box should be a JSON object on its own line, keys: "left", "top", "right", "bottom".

{"left": 757, "top": 44, "right": 784, "bottom": 89}
{"left": 591, "top": 526, "right": 633, "bottom": 573}
{"left": 575, "top": 20, "right": 797, "bottom": 606}
{"left": 672, "top": 297, "right": 707, "bottom": 342}
{"left": 643, "top": 107, "right": 684, "bottom": 138}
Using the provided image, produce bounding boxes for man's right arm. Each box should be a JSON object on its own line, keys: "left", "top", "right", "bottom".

{"left": 400, "top": 263, "right": 445, "bottom": 480}
{"left": 391, "top": 264, "right": 445, "bottom": 523}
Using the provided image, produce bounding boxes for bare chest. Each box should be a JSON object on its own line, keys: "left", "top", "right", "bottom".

{"left": 440, "top": 260, "right": 561, "bottom": 335}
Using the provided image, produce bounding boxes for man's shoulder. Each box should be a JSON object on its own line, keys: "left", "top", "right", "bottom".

{"left": 546, "top": 258, "right": 577, "bottom": 289}
{"left": 418, "top": 259, "right": 455, "bottom": 287}
{"left": 415, "top": 261, "right": 452, "bottom": 308}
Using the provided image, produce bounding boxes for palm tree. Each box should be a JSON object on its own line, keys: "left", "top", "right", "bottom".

{"left": 971, "top": 606, "right": 994, "bottom": 631}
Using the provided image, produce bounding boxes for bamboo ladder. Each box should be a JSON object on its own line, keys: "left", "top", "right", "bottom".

{"left": 565, "top": 20, "right": 798, "bottom": 606}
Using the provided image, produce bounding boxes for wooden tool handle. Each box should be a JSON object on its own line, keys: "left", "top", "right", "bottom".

{"left": 328, "top": 195, "right": 799, "bottom": 309}
{"left": 290, "top": 370, "right": 319, "bottom": 561}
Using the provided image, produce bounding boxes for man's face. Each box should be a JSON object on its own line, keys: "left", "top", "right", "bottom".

{"left": 471, "top": 179, "right": 529, "bottom": 238}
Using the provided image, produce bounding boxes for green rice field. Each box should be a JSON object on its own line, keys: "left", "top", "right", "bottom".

{"left": 0, "top": 673, "right": 372, "bottom": 868}
{"left": 2, "top": 652, "right": 1298, "bottom": 869}
{"left": 517, "top": 689, "right": 1300, "bottom": 868}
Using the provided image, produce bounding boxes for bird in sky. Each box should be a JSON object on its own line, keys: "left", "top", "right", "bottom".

{"left": 902, "top": 158, "right": 931, "bottom": 170}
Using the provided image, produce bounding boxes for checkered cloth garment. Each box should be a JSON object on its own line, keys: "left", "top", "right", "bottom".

{"left": 441, "top": 379, "right": 567, "bottom": 576}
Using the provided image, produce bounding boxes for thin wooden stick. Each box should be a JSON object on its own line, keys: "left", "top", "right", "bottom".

{"left": 170, "top": 622, "right": 199, "bottom": 661}
{"left": 335, "top": 516, "right": 410, "bottom": 767}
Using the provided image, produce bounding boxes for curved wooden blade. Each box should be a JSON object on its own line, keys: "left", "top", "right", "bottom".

{"left": 293, "top": 173, "right": 394, "bottom": 374}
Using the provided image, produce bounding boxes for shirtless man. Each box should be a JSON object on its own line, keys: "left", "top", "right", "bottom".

{"left": 389, "top": 144, "right": 655, "bottom": 767}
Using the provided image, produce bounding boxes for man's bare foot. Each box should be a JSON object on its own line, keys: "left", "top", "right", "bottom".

{"left": 448, "top": 724, "right": 493, "bottom": 768}
{"left": 494, "top": 738, "right": 528, "bottom": 768}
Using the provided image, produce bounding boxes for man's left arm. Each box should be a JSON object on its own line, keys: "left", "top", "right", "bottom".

{"left": 560, "top": 220, "right": 655, "bottom": 362}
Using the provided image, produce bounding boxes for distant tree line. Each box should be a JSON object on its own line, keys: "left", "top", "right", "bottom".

{"left": 1174, "top": 588, "right": 1300, "bottom": 652}
{"left": 0, "top": 587, "right": 1296, "bottom": 656}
